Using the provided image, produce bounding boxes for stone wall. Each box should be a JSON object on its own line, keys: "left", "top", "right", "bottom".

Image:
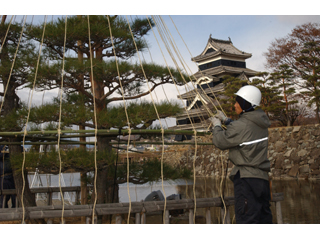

{"left": 164, "top": 124, "right": 320, "bottom": 180}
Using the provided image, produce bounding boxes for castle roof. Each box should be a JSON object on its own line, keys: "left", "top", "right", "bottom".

{"left": 192, "top": 36, "right": 252, "bottom": 62}
{"left": 193, "top": 65, "right": 259, "bottom": 79}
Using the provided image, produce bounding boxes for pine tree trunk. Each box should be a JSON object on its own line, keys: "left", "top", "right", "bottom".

{"left": 76, "top": 17, "right": 89, "bottom": 223}
{"left": 9, "top": 143, "right": 37, "bottom": 208}
{"left": 315, "top": 103, "right": 320, "bottom": 124}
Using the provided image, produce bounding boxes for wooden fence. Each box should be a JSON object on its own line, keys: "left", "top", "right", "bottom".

{"left": 0, "top": 187, "right": 284, "bottom": 224}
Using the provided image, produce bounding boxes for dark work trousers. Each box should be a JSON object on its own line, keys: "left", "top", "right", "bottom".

{"left": 0, "top": 176, "right": 16, "bottom": 208}
{"left": 233, "top": 171, "right": 272, "bottom": 224}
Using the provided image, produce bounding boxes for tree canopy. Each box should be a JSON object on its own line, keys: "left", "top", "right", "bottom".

{"left": 0, "top": 15, "right": 192, "bottom": 208}
{"left": 264, "top": 22, "right": 320, "bottom": 123}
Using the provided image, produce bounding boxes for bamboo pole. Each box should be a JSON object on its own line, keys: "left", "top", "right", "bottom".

{"left": 114, "top": 141, "right": 216, "bottom": 146}
{"left": 1, "top": 141, "right": 218, "bottom": 146}
{"left": 0, "top": 129, "right": 211, "bottom": 137}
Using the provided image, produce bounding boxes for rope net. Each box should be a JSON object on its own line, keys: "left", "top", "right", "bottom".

{"left": 0, "top": 15, "right": 228, "bottom": 224}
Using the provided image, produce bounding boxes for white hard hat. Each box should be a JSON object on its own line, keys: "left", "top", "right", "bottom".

{"left": 235, "top": 85, "right": 261, "bottom": 107}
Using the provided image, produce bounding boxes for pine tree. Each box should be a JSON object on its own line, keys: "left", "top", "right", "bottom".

{"left": 25, "top": 15, "right": 189, "bottom": 207}
{"left": 270, "top": 64, "right": 297, "bottom": 126}
{"left": 220, "top": 76, "right": 248, "bottom": 119}
{"left": 251, "top": 72, "right": 283, "bottom": 121}
{"left": 296, "top": 40, "right": 320, "bottom": 123}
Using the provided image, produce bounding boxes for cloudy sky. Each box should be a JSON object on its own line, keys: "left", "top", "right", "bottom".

{"left": 2, "top": 1, "right": 320, "bottom": 127}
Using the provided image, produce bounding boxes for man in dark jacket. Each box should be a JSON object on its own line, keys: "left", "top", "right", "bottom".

{"left": 210, "top": 85, "right": 272, "bottom": 224}
{"left": 0, "top": 145, "right": 16, "bottom": 208}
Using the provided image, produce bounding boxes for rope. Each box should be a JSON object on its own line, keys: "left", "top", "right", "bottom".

{"left": 126, "top": 15, "right": 168, "bottom": 223}
{"left": 153, "top": 17, "right": 209, "bottom": 128}
{"left": 87, "top": 15, "right": 99, "bottom": 224}
{"left": 21, "top": 15, "right": 47, "bottom": 224}
{"left": 110, "top": 128, "right": 121, "bottom": 222}
{"left": 57, "top": 15, "right": 67, "bottom": 224}
{"left": 147, "top": 16, "right": 202, "bottom": 222}
{"left": 0, "top": 16, "right": 13, "bottom": 54}
{"left": 147, "top": 15, "right": 198, "bottom": 220}
{"left": 129, "top": 16, "right": 170, "bottom": 132}
{"left": 168, "top": 15, "right": 228, "bottom": 133}
{"left": 220, "top": 151, "right": 227, "bottom": 224}
{"left": 106, "top": 15, "right": 132, "bottom": 224}
{"left": 156, "top": 16, "right": 211, "bottom": 126}
{"left": 169, "top": 16, "right": 227, "bottom": 118}
{"left": 148, "top": 16, "right": 196, "bottom": 131}
{"left": 159, "top": 16, "right": 223, "bottom": 134}
{"left": 192, "top": 130, "right": 197, "bottom": 223}
{"left": 165, "top": 17, "right": 231, "bottom": 224}
{"left": 150, "top": 15, "right": 200, "bottom": 223}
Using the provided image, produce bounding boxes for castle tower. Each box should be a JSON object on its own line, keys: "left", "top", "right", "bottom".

{"left": 170, "top": 36, "right": 258, "bottom": 140}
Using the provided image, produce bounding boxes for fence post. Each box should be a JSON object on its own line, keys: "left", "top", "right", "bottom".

{"left": 75, "top": 190, "right": 80, "bottom": 205}
{"left": 115, "top": 214, "right": 122, "bottom": 224}
{"left": 189, "top": 209, "right": 194, "bottom": 224}
{"left": 47, "top": 192, "right": 52, "bottom": 205}
{"left": 86, "top": 216, "right": 97, "bottom": 224}
{"left": 135, "top": 213, "right": 140, "bottom": 224}
{"left": 2, "top": 195, "right": 5, "bottom": 208}
{"left": 141, "top": 211, "right": 146, "bottom": 224}
{"left": 164, "top": 210, "right": 170, "bottom": 224}
{"left": 220, "top": 206, "right": 230, "bottom": 224}
{"left": 275, "top": 201, "right": 283, "bottom": 224}
{"left": 206, "top": 208, "right": 211, "bottom": 224}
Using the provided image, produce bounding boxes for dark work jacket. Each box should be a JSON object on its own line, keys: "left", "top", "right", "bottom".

{"left": 212, "top": 109, "right": 271, "bottom": 181}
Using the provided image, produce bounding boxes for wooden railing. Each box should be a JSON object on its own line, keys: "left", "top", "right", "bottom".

{"left": 0, "top": 187, "right": 284, "bottom": 224}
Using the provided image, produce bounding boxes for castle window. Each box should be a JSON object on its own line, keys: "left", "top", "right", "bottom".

{"left": 199, "top": 59, "right": 246, "bottom": 70}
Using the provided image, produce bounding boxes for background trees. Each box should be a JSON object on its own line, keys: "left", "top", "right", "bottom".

{"left": 219, "top": 76, "right": 247, "bottom": 119}
{"left": 264, "top": 22, "right": 320, "bottom": 123}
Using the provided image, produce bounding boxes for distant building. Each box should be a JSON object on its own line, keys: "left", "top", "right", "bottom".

{"left": 170, "top": 36, "right": 258, "bottom": 140}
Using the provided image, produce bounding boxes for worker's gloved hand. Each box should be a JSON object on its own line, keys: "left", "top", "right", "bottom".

{"left": 215, "top": 110, "right": 227, "bottom": 122}
{"left": 209, "top": 117, "right": 221, "bottom": 128}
